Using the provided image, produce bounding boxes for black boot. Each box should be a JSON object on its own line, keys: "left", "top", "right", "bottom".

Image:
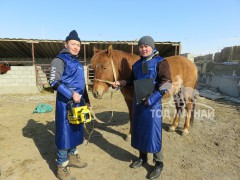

{"left": 149, "top": 161, "right": 163, "bottom": 179}
{"left": 130, "top": 153, "right": 147, "bottom": 168}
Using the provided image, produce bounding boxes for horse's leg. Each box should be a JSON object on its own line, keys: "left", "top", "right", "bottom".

{"left": 190, "top": 101, "right": 195, "bottom": 125}
{"left": 169, "top": 93, "right": 184, "bottom": 132}
{"left": 124, "top": 97, "right": 132, "bottom": 142}
{"left": 182, "top": 99, "right": 191, "bottom": 135}
{"left": 182, "top": 97, "right": 195, "bottom": 135}
{"left": 121, "top": 87, "right": 133, "bottom": 141}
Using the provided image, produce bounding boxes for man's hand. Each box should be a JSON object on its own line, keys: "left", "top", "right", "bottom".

{"left": 72, "top": 92, "right": 81, "bottom": 103}
{"left": 112, "top": 80, "right": 126, "bottom": 89}
{"left": 142, "top": 98, "right": 148, "bottom": 106}
{"left": 112, "top": 81, "right": 121, "bottom": 89}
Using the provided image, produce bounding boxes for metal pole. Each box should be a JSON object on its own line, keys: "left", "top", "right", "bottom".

{"left": 131, "top": 44, "right": 133, "bottom": 54}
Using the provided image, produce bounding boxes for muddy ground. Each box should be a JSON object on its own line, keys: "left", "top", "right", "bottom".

{"left": 0, "top": 90, "right": 239, "bottom": 180}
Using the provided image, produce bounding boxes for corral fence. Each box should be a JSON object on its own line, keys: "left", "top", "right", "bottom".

{"left": 0, "top": 38, "right": 181, "bottom": 91}
{"left": 0, "top": 60, "right": 50, "bottom": 86}
{"left": 0, "top": 60, "right": 94, "bottom": 88}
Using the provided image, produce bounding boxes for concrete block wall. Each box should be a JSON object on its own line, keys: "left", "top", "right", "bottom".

{"left": 0, "top": 66, "right": 40, "bottom": 94}
{"left": 195, "top": 45, "right": 240, "bottom": 63}
{"left": 206, "top": 75, "right": 240, "bottom": 97}
{"left": 195, "top": 54, "right": 214, "bottom": 62}
{"left": 221, "top": 46, "right": 240, "bottom": 62}
{"left": 197, "top": 62, "right": 240, "bottom": 98}
{"left": 180, "top": 53, "right": 194, "bottom": 62}
{"left": 0, "top": 65, "right": 91, "bottom": 94}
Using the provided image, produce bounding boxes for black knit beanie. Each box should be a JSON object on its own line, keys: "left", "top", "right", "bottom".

{"left": 65, "top": 30, "right": 81, "bottom": 42}
{"left": 138, "top": 36, "right": 155, "bottom": 49}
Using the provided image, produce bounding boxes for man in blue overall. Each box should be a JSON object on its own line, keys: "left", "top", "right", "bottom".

{"left": 113, "top": 36, "right": 172, "bottom": 179}
{"left": 49, "top": 30, "right": 89, "bottom": 180}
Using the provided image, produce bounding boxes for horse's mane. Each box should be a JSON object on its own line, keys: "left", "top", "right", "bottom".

{"left": 114, "top": 50, "right": 139, "bottom": 80}
{"left": 92, "top": 49, "right": 139, "bottom": 80}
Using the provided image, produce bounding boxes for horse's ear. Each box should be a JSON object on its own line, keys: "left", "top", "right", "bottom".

{"left": 107, "top": 45, "right": 113, "bottom": 57}
{"left": 93, "top": 47, "right": 101, "bottom": 54}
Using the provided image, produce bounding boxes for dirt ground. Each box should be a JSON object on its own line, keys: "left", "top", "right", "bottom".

{"left": 0, "top": 90, "right": 239, "bottom": 180}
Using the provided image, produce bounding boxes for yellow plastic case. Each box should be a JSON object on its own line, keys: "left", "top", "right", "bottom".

{"left": 68, "top": 106, "right": 92, "bottom": 124}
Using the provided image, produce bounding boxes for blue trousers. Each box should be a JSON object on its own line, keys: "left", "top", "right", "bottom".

{"left": 57, "top": 147, "right": 76, "bottom": 165}
{"left": 140, "top": 150, "right": 164, "bottom": 162}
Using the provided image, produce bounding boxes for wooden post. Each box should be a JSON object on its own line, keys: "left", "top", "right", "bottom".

{"left": 32, "top": 43, "right": 38, "bottom": 86}
{"left": 32, "top": 43, "right": 35, "bottom": 64}
{"left": 177, "top": 44, "right": 181, "bottom": 55}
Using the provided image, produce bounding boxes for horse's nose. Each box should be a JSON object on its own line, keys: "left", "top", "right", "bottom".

{"left": 92, "top": 90, "right": 103, "bottom": 99}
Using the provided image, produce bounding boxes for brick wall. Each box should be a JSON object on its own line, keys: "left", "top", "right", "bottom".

{"left": 0, "top": 66, "right": 36, "bottom": 86}
{"left": 0, "top": 66, "right": 39, "bottom": 94}
{"left": 0, "top": 65, "right": 90, "bottom": 94}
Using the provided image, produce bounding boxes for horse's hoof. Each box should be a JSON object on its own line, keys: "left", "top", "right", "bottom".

{"left": 124, "top": 134, "right": 131, "bottom": 142}
{"left": 168, "top": 126, "right": 176, "bottom": 132}
{"left": 181, "top": 129, "right": 189, "bottom": 136}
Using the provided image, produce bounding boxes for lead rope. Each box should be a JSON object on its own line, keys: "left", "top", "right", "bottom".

{"left": 85, "top": 58, "right": 117, "bottom": 145}
{"left": 94, "top": 58, "right": 117, "bottom": 85}
{"left": 84, "top": 90, "right": 114, "bottom": 145}
{"left": 91, "top": 57, "right": 117, "bottom": 124}
{"left": 111, "top": 58, "right": 117, "bottom": 83}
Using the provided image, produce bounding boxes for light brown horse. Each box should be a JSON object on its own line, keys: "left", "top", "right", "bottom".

{"left": 91, "top": 45, "right": 198, "bottom": 139}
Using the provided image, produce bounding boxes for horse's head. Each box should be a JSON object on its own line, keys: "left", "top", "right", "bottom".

{"left": 91, "top": 45, "right": 116, "bottom": 99}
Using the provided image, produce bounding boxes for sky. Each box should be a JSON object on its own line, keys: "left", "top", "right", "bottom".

{"left": 0, "top": 0, "right": 240, "bottom": 56}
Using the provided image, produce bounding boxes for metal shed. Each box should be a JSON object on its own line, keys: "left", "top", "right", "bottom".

{"left": 0, "top": 38, "right": 181, "bottom": 61}
{"left": 0, "top": 38, "right": 181, "bottom": 86}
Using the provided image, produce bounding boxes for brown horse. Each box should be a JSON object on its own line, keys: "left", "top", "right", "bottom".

{"left": 0, "top": 64, "right": 10, "bottom": 74}
{"left": 91, "top": 45, "right": 198, "bottom": 139}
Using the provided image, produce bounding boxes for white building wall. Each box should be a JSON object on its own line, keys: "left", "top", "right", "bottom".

{"left": 0, "top": 66, "right": 40, "bottom": 94}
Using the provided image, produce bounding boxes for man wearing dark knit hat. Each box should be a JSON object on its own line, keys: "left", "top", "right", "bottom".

{"left": 113, "top": 35, "right": 172, "bottom": 179}
{"left": 138, "top": 36, "right": 155, "bottom": 50}
{"left": 49, "top": 30, "right": 89, "bottom": 180}
{"left": 65, "top": 30, "right": 81, "bottom": 42}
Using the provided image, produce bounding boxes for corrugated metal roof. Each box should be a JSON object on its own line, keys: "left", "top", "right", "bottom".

{"left": 0, "top": 38, "right": 181, "bottom": 59}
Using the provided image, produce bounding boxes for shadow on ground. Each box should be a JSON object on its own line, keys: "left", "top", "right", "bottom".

{"left": 22, "top": 119, "right": 57, "bottom": 176}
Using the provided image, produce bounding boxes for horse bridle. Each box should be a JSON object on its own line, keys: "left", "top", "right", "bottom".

{"left": 85, "top": 57, "right": 117, "bottom": 140}
{"left": 94, "top": 58, "right": 117, "bottom": 85}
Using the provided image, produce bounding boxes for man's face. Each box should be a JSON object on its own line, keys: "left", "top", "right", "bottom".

{"left": 65, "top": 40, "right": 81, "bottom": 56}
{"left": 138, "top": 44, "right": 153, "bottom": 58}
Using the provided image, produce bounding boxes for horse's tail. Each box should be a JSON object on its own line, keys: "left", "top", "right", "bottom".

{"left": 190, "top": 101, "right": 195, "bottom": 127}
{"left": 190, "top": 82, "right": 198, "bottom": 127}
